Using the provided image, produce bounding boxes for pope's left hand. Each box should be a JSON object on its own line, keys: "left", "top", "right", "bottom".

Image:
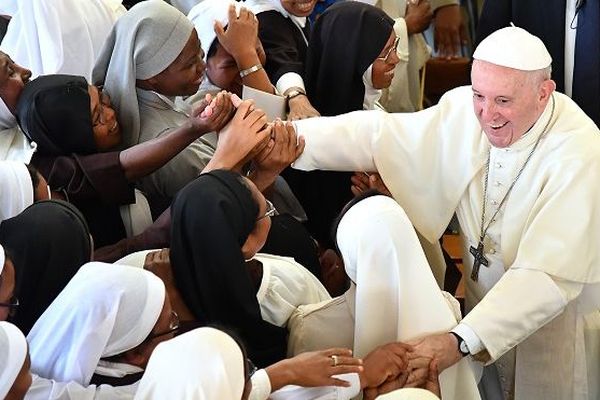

{"left": 408, "top": 333, "right": 462, "bottom": 372}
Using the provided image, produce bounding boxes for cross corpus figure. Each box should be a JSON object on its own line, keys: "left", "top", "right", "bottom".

{"left": 469, "top": 241, "right": 489, "bottom": 281}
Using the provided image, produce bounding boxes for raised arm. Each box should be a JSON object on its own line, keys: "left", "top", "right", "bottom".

{"left": 119, "top": 91, "right": 234, "bottom": 181}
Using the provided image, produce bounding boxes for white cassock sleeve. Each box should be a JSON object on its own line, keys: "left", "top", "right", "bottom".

{"left": 292, "top": 95, "right": 487, "bottom": 243}
{"left": 458, "top": 269, "right": 583, "bottom": 362}
{"left": 25, "top": 374, "right": 137, "bottom": 400}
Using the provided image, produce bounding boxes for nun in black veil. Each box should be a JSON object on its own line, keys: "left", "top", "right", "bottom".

{"left": 0, "top": 200, "right": 92, "bottom": 334}
{"left": 170, "top": 169, "right": 288, "bottom": 367}
{"left": 282, "top": 1, "right": 398, "bottom": 250}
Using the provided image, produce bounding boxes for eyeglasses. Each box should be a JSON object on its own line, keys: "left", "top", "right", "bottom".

{"left": 145, "top": 310, "right": 180, "bottom": 342}
{"left": 0, "top": 296, "right": 19, "bottom": 317}
{"left": 246, "top": 358, "right": 258, "bottom": 382}
{"left": 92, "top": 87, "right": 111, "bottom": 128}
{"left": 376, "top": 37, "right": 400, "bottom": 64}
{"left": 257, "top": 199, "right": 277, "bottom": 221}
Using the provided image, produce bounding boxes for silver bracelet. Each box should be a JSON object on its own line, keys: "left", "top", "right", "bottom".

{"left": 239, "top": 64, "right": 263, "bottom": 78}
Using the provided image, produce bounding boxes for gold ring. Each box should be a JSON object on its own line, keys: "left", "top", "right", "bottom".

{"left": 330, "top": 354, "right": 339, "bottom": 367}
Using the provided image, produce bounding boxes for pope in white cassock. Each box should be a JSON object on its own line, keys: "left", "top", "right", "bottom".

{"left": 291, "top": 26, "right": 600, "bottom": 400}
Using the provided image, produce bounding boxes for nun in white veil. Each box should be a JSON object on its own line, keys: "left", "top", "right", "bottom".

{"left": 0, "top": 161, "right": 33, "bottom": 222}
{"left": 0, "top": 321, "right": 31, "bottom": 399}
{"left": 134, "top": 327, "right": 248, "bottom": 400}
{"left": 27, "top": 262, "right": 167, "bottom": 391}
{"left": 288, "top": 194, "right": 481, "bottom": 399}
{"left": 0, "top": 0, "right": 126, "bottom": 81}
{"left": 334, "top": 195, "right": 480, "bottom": 399}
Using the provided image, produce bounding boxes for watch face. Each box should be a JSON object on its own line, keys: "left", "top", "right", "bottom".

{"left": 460, "top": 341, "right": 469, "bottom": 354}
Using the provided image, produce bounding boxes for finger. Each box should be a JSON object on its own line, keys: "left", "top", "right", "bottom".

{"left": 233, "top": 100, "right": 253, "bottom": 121}
{"left": 227, "top": 4, "right": 237, "bottom": 23}
{"left": 460, "top": 22, "right": 469, "bottom": 45}
{"left": 231, "top": 93, "right": 243, "bottom": 108}
{"left": 331, "top": 355, "right": 363, "bottom": 366}
{"left": 254, "top": 138, "right": 274, "bottom": 159}
{"left": 247, "top": 112, "right": 267, "bottom": 131}
{"left": 377, "top": 378, "right": 405, "bottom": 396}
{"left": 256, "top": 124, "right": 272, "bottom": 144}
{"left": 294, "top": 135, "right": 305, "bottom": 159}
{"left": 351, "top": 185, "right": 362, "bottom": 196}
{"left": 281, "top": 122, "right": 294, "bottom": 154}
{"left": 159, "top": 248, "right": 170, "bottom": 262}
{"left": 363, "top": 388, "right": 379, "bottom": 400}
{"left": 408, "top": 356, "right": 432, "bottom": 370}
{"left": 406, "top": 368, "right": 428, "bottom": 386}
{"left": 350, "top": 177, "right": 369, "bottom": 191}
{"left": 143, "top": 251, "right": 158, "bottom": 268}
{"left": 214, "top": 20, "right": 226, "bottom": 39}
{"left": 241, "top": 105, "right": 265, "bottom": 126}
{"left": 388, "top": 341, "right": 414, "bottom": 353}
{"left": 324, "top": 377, "right": 352, "bottom": 388}
{"left": 191, "top": 97, "right": 210, "bottom": 118}
{"left": 450, "top": 31, "right": 461, "bottom": 57}
{"left": 247, "top": 9, "right": 257, "bottom": 24}
{"left": 330, "top": 364, "right": 364, "bottom": 376}
{"left": 324, "top": 348, "right": 353, "bottom": 357}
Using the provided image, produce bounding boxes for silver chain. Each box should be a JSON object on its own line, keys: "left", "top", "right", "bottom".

{"left": 478, "top": 95, "right": 556, "bottom": 243}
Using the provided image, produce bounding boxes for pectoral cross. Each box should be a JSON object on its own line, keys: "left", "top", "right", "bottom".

{"left": 469, "top": 241, "right": 489, "bottom": 282}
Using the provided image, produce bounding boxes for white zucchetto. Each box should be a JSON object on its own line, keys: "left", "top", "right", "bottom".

{"left": 473, "top": 26, "right": 552, "bottom": 71}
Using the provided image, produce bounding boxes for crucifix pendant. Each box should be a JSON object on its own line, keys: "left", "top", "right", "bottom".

{"left": 469, "top": 241, "right": 489, "bottom": 281}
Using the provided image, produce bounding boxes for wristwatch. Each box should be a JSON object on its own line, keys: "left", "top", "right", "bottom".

{"left": 450, "top": 332, "right": 470, "bottom": 357}
{"left": 285, "top": 87, "right": 306, "bottom": 101}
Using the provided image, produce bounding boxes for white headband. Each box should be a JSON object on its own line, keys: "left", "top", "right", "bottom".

{"left": 0, "top": 244, "right": 5, "bottom": 276}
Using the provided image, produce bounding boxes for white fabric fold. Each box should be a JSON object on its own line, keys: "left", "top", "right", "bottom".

{"left": 0, "top": 321, "right": 28, "bottom": 399}
{"left": 0, "top": 160, "right": 34, "bottom": 223}
{"left": 0, "top": 97, "right": 17, "bottom": 130}
{"left": 0, "top": 0, "right": 126, "bottom": 80}
{"left": 0, "top": 244, "right": 5, "bottom": 276}
{"left": 361, "top": 64, "right": 383, "bottom": 110}
{"left": 0, "top": 126, "right": 37, "bottom": 163}
{"left": 134, "top": 327, "right": 245, "bottom": 400}
{"left": 27, "top": 262, "right": 165, "bottom": 385}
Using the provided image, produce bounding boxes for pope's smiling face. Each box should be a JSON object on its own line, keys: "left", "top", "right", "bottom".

{"left": 471, "top": 60, "right": 555, "bottom": 148}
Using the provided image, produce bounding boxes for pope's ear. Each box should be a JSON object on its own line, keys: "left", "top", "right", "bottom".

{"left": 538, "top": 79, "right": 556, "bottom": 102}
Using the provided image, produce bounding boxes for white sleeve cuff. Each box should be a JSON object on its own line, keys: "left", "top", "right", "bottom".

{"left": 249, "top": 369, "right": 272, "bottom": 400}
{"left": 275, "top": 72, "right": 306, "bottom": 96}
{"left": 452, "top": 323, "right": 485, "bottom": 355}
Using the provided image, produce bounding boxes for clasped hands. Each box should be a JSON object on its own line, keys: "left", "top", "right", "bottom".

{"left": 359, "top": 342, "right": 443, "bottom": 399}
{"left": 202, "top": 93, "right": 305, "bottom": 186}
